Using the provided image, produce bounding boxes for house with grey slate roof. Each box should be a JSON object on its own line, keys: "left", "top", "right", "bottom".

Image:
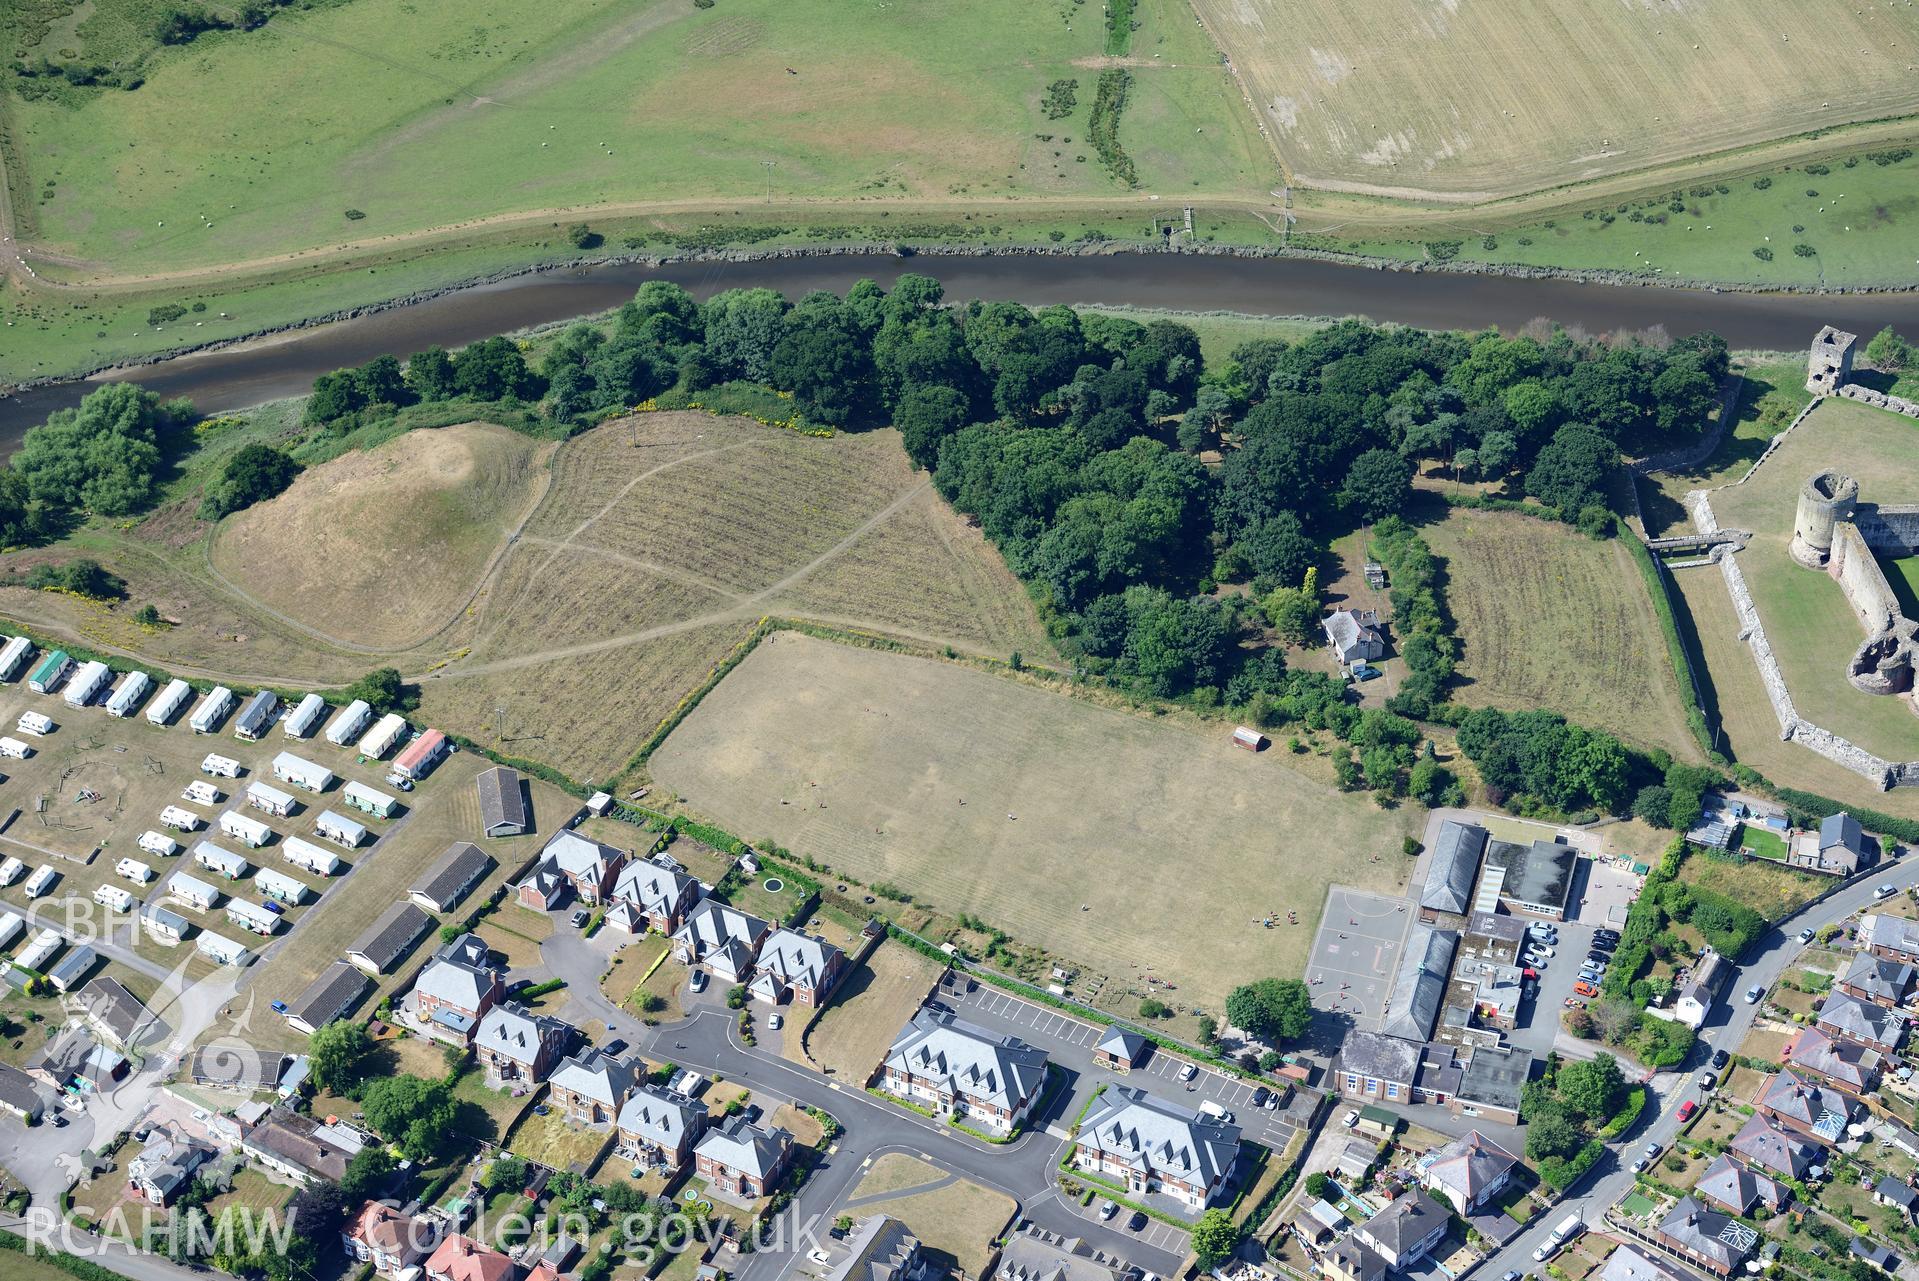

{"left": 1324, "top": 609, "right": 1386, "bottom": 665}
{"left": 1730, "top": 1113, "right": 1820, "bottom": 1179}
{"left": 880, "top": 1007, "right": 1050, "bottom": 1134}
{"left": 1421, "top": 821, "right": 1486, "bottom": 919}
{"left": 1839, "top": 951, "right": 1916, "bottom": 1008}
{"left": 547, "top": 1048, "right": 640, "bottom": 1125}
{"left": 1758, "top": 1069, "right": 1857, "bottom": 1139}
{"left": 1323, "top": 1236, "right": 1390, "bottom": 1281}
{"left": 1694, "top": 1153, "right": 1789, "bottom": 1217}
{"left": 1421, "top": 1130, "right": 1519, "bottom": 1215}
{"left": 1654, "top": 1196, "right": 1759, "bottom": 1277}
{"left": 750, "top": 927, "right": 849, "bottom": 1007}
{"left": 1788, "top": 812, "right": 1874, "bottom": 876}
{"left": 1354, "top": 1187, "right": 1449, "bottom": 1268}
{"left": 1383, "top": 925, "right": 1457, "bottom": 1042}
{"left": 617, "top": 1085, "right": 708, "bottom": 1170}
{"left": 1784, "top": 1025, "right": 1880, "bottom": 1094}
{"left": 474, "top": 1002, "right": 576, "bottom": 1086}
{"left": 695, "top": 1116, "right": 795, "bottom": 1198}
{"left": 1862, "top": 913, "right": 1919, "bottom": 966}
{"left": 0, "top": 1062, "right": 43, "bottom": 1123}
{"left": 609, "top": 858, "right": 701, "bottom": 936}
{"left": 517, "top": 830, "right": 625, "bottom": 910}
{"left": 1071, "top": 1085, "right": 1240, "bottom": 1211}
{"left": 77, "top": 977, "right": 168, "bottom": 1052}
{"left": 993, "top": 1225, "right": 1136, "bottom": 1281}
{"left": 410, "top": 956, "right": 503, "bottom": 1044}
{"left": 672, "top": 899, "right": 771, "bottom": 982}
{"left": 1818, "top": 991, "right": 1908, "bottom": 1052}
{"left": 814, "top": 1215, "right": 927, "bottom": 1281}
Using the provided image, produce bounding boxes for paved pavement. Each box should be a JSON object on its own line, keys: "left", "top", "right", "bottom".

{"left": 1478, "top": 854, "right": 1919, "bottom": 1279}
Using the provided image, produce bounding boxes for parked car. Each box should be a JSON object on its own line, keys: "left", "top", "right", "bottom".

{"left": 1579, "top": 969, "right": 1602, "bottom": 984}
{"left": 1698, "top": 1071, "right": 1717, "bottom": 1091}
{"left": 1179, "top": 1063, "right": 1197, "bottom": 1082}
{"left": 1745, "top": 983, "right": 1765, "bottom": 1003}
{"left": 1349, "top": 664, "right": 1382, "bottom": 682}
{"left": 1100, "top": 1201, "right": 1118, "bottom": 1221}
{"left": 1629, "top": 1158, "right": 1647, "bottom": 1174}
{"left": 768, "top": 1012, "right": 783, "bottom": 1031}
{"left": 1678, "top": 1100, "right": 1699, "bottom": 1123}
{"left": 270, "top": 1000, "right": 288, "bottom": 1014}
{"left": 1574, "top": 980, "right": 1599, "bottom": 997}
{"left": 569, "top": 908, "right": 590, "bottom": 928}
{"left": 1711, "top": 1048, "right": 1730, "bottom": 1070}
{"left": 1876, "top": 883, "right": 1898, "bottom": 900}
{"left": 689, "top": 970, "right": 709, "bottom": 992}
{"left": 1535, "top": 945, "right": 1556, "bottom": 958}
{"left": 1585, "top": 955, "right": 1609, "bottom": 969}
{"left": 1644, "top": 1141, "right": 1662, "bottom": 1159}
{"left": 1342, "top": 1109, "right": 1360, "bottom": 1128}
{"left": 1251, "top": 1086, "right": 1270, "bottom": 1108}
{"left": 1563, "top": 996, "right": 1585, "bottom": 1008}
{"left": 1797, "top": 927, "right": 1816, "bottom": 943}
{"left": 1127, "top": 1212, "right": 1147, "bottom": 1232}
{"left": 261, "top": 899, "right": 285, "bottom": 915}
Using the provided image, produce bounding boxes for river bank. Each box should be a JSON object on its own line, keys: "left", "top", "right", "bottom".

{"left": 6, "top": 241, "right": 1919, "bottom": 440}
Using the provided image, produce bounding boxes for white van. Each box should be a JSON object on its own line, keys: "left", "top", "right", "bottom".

{"left": 1533, "top": 1212, "right": 1584, "bottom": 1261}
{"left": 1198, "top": 1099, "right": 1231, "bottom": 1122}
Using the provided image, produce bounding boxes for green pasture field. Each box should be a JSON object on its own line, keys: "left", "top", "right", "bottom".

{"left": 1709, "top": 396, "right": 1919, "bottom": 762}
{"left": 1641, "top": 354, "right": 1812, "bottom": 537}
{"left": 6, "top": 0, "right": 1272, "bottom": 276}
{"left": 1332, "top": 150, "right": 1919, "bottom": 288}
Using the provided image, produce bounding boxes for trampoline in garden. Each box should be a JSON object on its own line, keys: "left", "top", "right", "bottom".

{"left": 763, "top": 878, "right": 783, "bottom": 893}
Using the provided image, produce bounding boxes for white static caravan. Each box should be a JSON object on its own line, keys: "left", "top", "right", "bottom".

{"left": 15, "top": 928, "right": 61, "bottom": 972}
{"left": 201, "top": 753, "right": 243, "bottom": 779}
{"left": 324, "top": 699, "right": 372, "bottom": 747}
{"left": 357, "top": 713, "right": 408, "bottom": 760}
{"left": 233, "top": 690, "right": 278, "bottom": 741}
{"left": 194, "top": 841, "right": 251, "bottom": 880}
{"left": 0, "top": 737, "right": 32, "bottom": 760}
{"left": 158, "top": 806, "right": 201, "bottom": 833}
{"left": 196, "top": 931, "right": 250, "bottom": 967}
{"left": 254, "top": 868, "right": 308, "bottom": 904}
{"left": 16, "top": 712, "right": 53, "bottom": 737}
{"left": 219, "top": 810, "right": 273, "bottom": 849}
{"left": 141, "top": 902, "right": 190, "bottom": 944}
{"left": 225, "top": 899, "right": 280, "bottom": 937}
{"left": 314, "top": 810, "right": 367, "bottom": 849}
{"left": 63, "top": 660, "right": 111, "bottom": 709}
{"left": 115, "top": 858, "right": 156, "bottom": 885}
{"left": 246, "top": 781, "right": 297, "bottom": 818}
{"left": 22, "top": 865, "right": 58, "bottom": 899}
{"left": 281, "top": 836, "right": 342, "bottom": 877}
{"left": 189, "top": 685, "right": 234, "bottom": 735}
{"left": 0, "top": 910, "right": 22, "bottom": 951}
{"left": 341, "top": 781, "right": 398, "bottom": 820}
{"left": 182, "top": 780, "right": 222, "bottom": 807}
{"left": 138, "top": 830, "right": 180, "bottom": 857}
{"left": 105, "top": 670, "right": 152, "bottom": 718}
{"left": 147, "top": 678, "right": 192, "bottom": 726}
{"left": 270, "top": 752, "right": 333, "bottom": 794}
{"left": 0, "top": 636, "right": 33, "bottom": 682}
{"left": 167, "top": 871, "right": 222, "bottom": 911}
{"left": 282, "top": 694, "right": 326, "bottom": 740}
{"left": 92, "top": 884, "right": 134, "bottom": 912}
{"left": 0, "top": 859, "right": 24, "bottom": 888}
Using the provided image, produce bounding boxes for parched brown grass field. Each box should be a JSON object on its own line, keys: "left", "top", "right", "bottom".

{"left": 210, "top": 423, "right": 554, "bottom": 650}
{"left": 649, "top": 631, "right": 1416, "bottom": 1007}
{"left": 1198, "top": 0, "right": 1919, "bottom": 200}
{"left": 1420, "top": 506, "right": 1700, "bottom": 759}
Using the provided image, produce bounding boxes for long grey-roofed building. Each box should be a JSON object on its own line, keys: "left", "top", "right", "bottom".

{"left": 476, "top": 766, "right": 528, "bottom": 838}
{"left": 1383, "top": 925, "right": 1457, "bottom": 1042}
{"left": 77, "top": 977, "right": 168, "bottom": 1052}
{"left": 1482, "top": 837, "right": 1577, "bottom": 919}
{"left": 994, "top": 1225, "right": 1136, "bottom": 1281}
{"left": 409, "top": 841, "right": 493, "bottom": 914}
{"left": 284, "top": 961, "right": 372, "bottom": 1035}
{"left": 1422, "top": 821, "right": 1486, "bottom": 917}
{"left": 1071, "top": 1084, "right": 1240, "bottom": 1210}
{"left": 346, "top": 901, "right": 433, "bottom": 975}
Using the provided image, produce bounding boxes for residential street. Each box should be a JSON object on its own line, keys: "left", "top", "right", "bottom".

{"left": 1476, "top": 856, "right": 1919, "bottom": 1277}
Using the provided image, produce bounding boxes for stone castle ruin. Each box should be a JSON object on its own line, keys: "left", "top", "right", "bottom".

{"left": 1789, "top": 468, "right": 1919, "bottom": 709}
{"left": 1677, "top": 326, "right": 1919, "bottom": 790}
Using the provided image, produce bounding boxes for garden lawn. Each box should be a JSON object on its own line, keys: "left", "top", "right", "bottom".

{"left": 505, "top": 1107, "right": 616, "bottom": 1174}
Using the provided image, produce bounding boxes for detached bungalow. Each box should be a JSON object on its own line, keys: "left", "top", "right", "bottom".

{"left": 284, "top": 961, "right": 372, "bottom": 1036}
{"left": 475, "top": 766, "right": 527, "bottom": 838}
{"left": 1695, "top": 1153, "right": 1791, "bottom": 1217}
{"left": 410, "top": 842, "right": 492, "bottom": 914}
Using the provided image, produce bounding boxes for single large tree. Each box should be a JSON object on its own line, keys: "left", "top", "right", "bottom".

{"left": 306, "top": 1021, "right": 373, "bottom": 1094}
{"left": 1191, "top": 1209, "right": 1242, "bottom": 1268}
{"left": 1224, "top": 977, "right": 1314, "bottom": 1044}
{"left": 361, "top": 1074, "right": 457, "bottom": 1162}
{"left": 1555, "top": 1053, "right": 1624, "bottom": 1121}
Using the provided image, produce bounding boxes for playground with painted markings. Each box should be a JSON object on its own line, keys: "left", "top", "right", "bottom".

{"left": 1305, "top": 887, "right": 1415, "bottom": 1031}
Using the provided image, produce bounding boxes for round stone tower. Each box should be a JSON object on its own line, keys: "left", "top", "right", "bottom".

{"left": 1790, "top": 470, "right": 1859, "bottom": 568}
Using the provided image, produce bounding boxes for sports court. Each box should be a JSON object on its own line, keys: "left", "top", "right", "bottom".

{"left": 1306, "top": 887, "right": 1415, "bottom": 1031}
